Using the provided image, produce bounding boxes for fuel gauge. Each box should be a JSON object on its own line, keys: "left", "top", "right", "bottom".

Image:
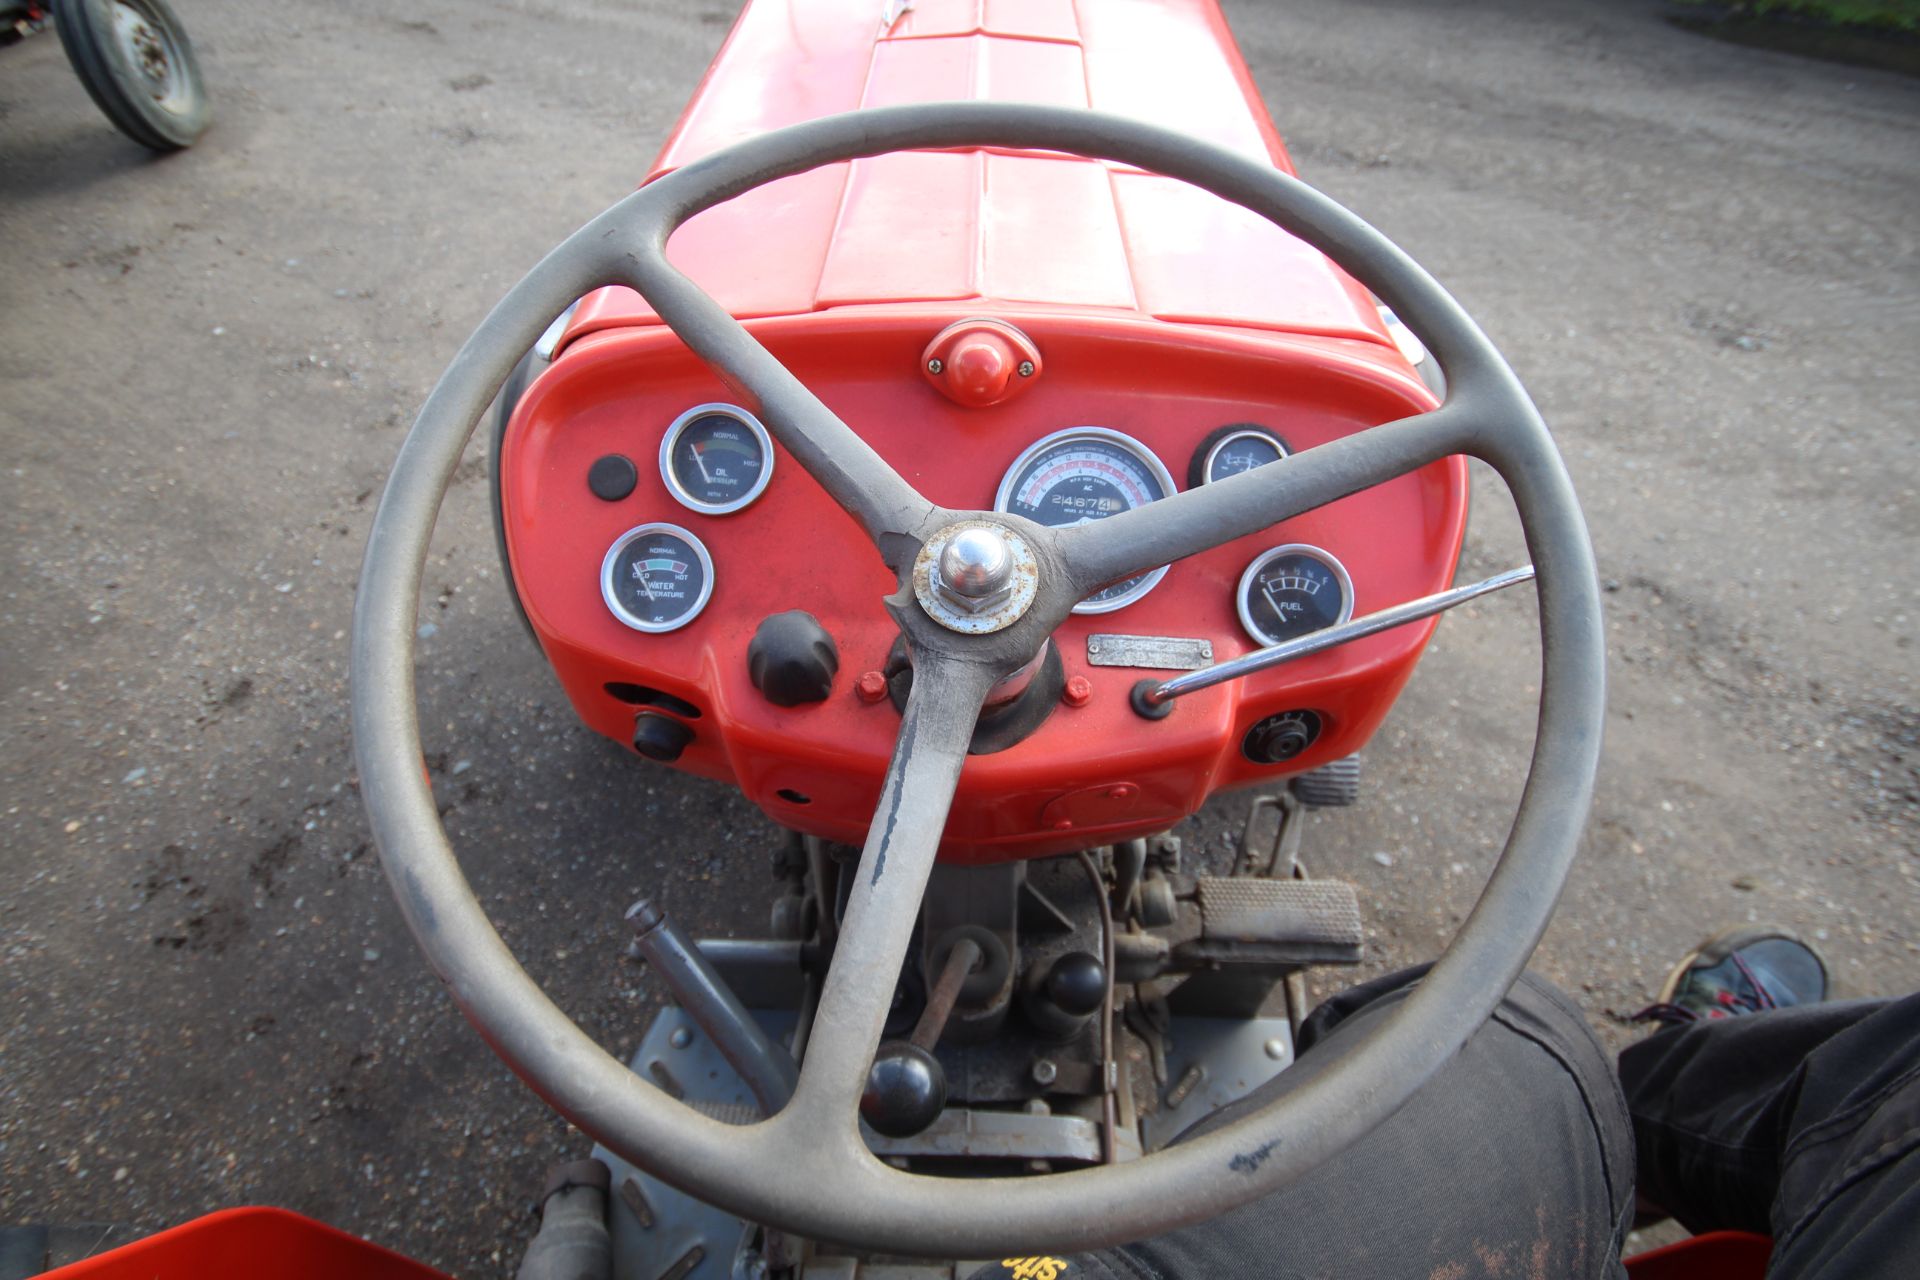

{"left": 1191, "top": 424, "right": 1289, "bottom": 490}
{"left": 1237, "top": 544, "right": 1353, "bottom": 647}
{"left": 660, "top": 403, "right": 774, "bottom": 515}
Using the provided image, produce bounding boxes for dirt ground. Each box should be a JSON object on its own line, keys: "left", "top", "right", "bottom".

{"left": 1, "top": 0, "right": 1915, "bottom": 1274}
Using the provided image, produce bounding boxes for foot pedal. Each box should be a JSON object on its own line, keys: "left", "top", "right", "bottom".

{"left": 1291, "top": 754, "right": 1361, "bottom": 808}
{"left": 1177, "top": 876, "right": 1364, "bottom": 967}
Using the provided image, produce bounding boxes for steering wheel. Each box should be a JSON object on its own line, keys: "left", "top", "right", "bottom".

{"left": 351, "top": 104, "right": 1604, "bottom": 1255}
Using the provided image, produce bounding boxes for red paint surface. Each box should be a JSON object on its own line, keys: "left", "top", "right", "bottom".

{"left": 1623, "top": 1231, "right": 1771, "bottom": 1280}
{"left": 559, "top": 0, "right": 1384, "bottom": 351}
{"left": 505, "top": 314, "right": 1462, "bottom": 862}
{"left": 39, "top": 1206, "right": 451, "bottom": 1279}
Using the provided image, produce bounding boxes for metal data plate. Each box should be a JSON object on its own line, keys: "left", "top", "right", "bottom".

{"left": 1085, "top": 634, "right": 1214, "bottom": 670}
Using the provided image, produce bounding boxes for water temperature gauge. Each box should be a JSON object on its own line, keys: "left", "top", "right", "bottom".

{"left": 601, "top": 523, "right": 715, "bottom": 633}
{"left": 1237, "top": 544, "right": 1353, "bottom": 647}
{"left": 660, "top": 403, "right": 774, "bottom": 515}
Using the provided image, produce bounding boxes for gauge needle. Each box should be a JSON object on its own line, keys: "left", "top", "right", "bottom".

{"left": 691, "top": 444, "right": 713, "bottom": 484}
{"left": 633, "top": 566, "right": 658, "bottom": 601}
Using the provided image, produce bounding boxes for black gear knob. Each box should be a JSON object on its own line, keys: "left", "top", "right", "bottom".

{"left": 861, "top": 1040, "right": 946, "bottom": 1138}
{"left": 747, "top": 610, "right": 839, "bottom": 707}
{"left": 1044, "top": 951, "right": 1107, "bottom": 1018}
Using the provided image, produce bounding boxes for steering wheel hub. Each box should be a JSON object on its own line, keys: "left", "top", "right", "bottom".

{"left": 914, "top": 519, "right": 1040, "bottom": 634}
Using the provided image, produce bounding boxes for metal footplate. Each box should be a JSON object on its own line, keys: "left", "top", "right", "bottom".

{"left": 1181, "top": 876, "right": 1364, "bottom": 966}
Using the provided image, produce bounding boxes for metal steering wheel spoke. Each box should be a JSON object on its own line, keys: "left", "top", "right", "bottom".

{"left": 1057, "top": 401, "right": 1478, "bottom": 599}
{"left": 607, "top": 202, "right": 941, "bottom": 555}
{"left": 781, "top": 653, "right": 998, "bottom": 1129}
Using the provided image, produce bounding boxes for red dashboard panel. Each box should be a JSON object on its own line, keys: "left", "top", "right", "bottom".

{"left": 501, "top": 309, "right": 1465, "bottom": 862}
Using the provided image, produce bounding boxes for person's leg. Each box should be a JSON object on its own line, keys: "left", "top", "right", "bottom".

{"left": 1070, "top": 967, "right": 1635, "bottom": 1279}
{"left": 1622, "top": 990, "right": 1920, "bottom": 1279}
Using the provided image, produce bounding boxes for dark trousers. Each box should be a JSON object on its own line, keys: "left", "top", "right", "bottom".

{"left": 1076, "top": 969, "right": 1920, "bottom": 1279}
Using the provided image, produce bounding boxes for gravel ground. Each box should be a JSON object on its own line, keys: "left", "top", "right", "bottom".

{"left": 1, "top": 1, "right": 1915, "bottom": 1275}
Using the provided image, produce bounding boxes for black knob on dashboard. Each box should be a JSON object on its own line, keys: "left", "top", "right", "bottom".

{"left": 861, "top": 1041, "right": 946, "bottom": 1138}
{"left": 747, "top": 611, "right": 839, "bottom": 707}
{"left": 631, "top": 712, "right": 694, "bottom": 763}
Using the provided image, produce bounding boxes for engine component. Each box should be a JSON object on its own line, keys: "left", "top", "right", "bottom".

{"left": 515, "top": 1159, "right": 612, "bottom": 1280}
{"left": 746, "top": 610, "right": 839, "bottom": 706}
{"left": 600, "top": 524, "right": 714, "bottom": 634}
{"left": 658, "top": 403, "right": 773, "bottom": 515}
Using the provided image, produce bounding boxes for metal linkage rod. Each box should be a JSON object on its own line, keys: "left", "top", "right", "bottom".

{"left": 1142, "top": 565, "right": 1536, "bottom": 708}
{"left": 626, "top": 898, "right": 799, "bottom": 1115}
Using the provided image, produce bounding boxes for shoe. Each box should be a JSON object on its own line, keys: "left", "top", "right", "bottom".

{"left": 1632, "top": 926, "right": 1828, "bottom": 1027}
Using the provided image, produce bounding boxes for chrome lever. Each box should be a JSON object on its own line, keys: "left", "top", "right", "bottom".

{"left": 1136, "top": 565, "right": 1537, "bottom": 712}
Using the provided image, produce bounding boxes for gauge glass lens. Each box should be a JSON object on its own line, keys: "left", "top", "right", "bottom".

{"left": 996, "top": 427, "right": 1176, "bottom": 613}
{"left": 1237, "top": 545, "right": 1353, "bottom": 647}
{"left": 660, "top": 404, "right": 773, "bottom": 514}
{"left": 601, "top": 523, "right": 714, "bottom": 633}
{"left": 1201, "top": 427, "right": 1288, "bottom": 485}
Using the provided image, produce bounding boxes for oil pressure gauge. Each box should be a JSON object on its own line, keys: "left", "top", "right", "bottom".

{"left": 601, "top": 523, "right": 714, "bottom": 633}
{"left": 995, "top": 426, "right": 1177, "bottom": 613}
{"left": 1190, "top": 423, "right": 1288, "bottom": 489}
{"left": 660, "top": 403, "right": 774, "bottom": 515}
{"left": 1237, "top": 544, "right": 1353, "bottom": 647}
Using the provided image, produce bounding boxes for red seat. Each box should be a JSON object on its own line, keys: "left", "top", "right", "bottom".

{"left": 39, "top": 1206, "right": 451, "bottom": 1280}
{"left": 40, "top": 1206, "right": 1767, "bottom": 1279}
{"left": 1626, "top": 1231, "right": 1772, "bottom": 1280}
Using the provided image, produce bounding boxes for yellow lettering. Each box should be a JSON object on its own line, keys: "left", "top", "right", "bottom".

{"left": 1001, "top": 1259, "right": 1069, "bottom": 1280}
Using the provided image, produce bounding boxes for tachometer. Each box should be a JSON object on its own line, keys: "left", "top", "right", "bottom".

{"left": 994, "top": 426, "right": 1177, "bottom": 613}
{"left": 601, "top": 523, "right": 715, "bottom": 633}
{"left": 660, "top": 403, "right": 774, "bottom": 515}
{"left": 1236, "top": 544, "right": 1353, "bottom": 647}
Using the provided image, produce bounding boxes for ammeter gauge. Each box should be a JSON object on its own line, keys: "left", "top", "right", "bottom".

{"left": 601, "top": 523, "right": 715, "bottom": 633}
{"left": 1191, "top": 423, "right": 1289, "bottom": 489}
{"left": 1237, "top": 544, "right": 1353, "bottom": 647}
{"left": 660, "top": 404, "right": 774, "bottom": 515}
{"left": 995, "top": 426, "right": 1177, "bottom": 613}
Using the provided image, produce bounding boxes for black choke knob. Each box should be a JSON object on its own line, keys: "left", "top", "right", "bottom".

{"left": 862, "top": 1041, "right": 945, "bottom": 1138}
{"left": 747, "top": 611, "right": 838, "bottom": 707}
